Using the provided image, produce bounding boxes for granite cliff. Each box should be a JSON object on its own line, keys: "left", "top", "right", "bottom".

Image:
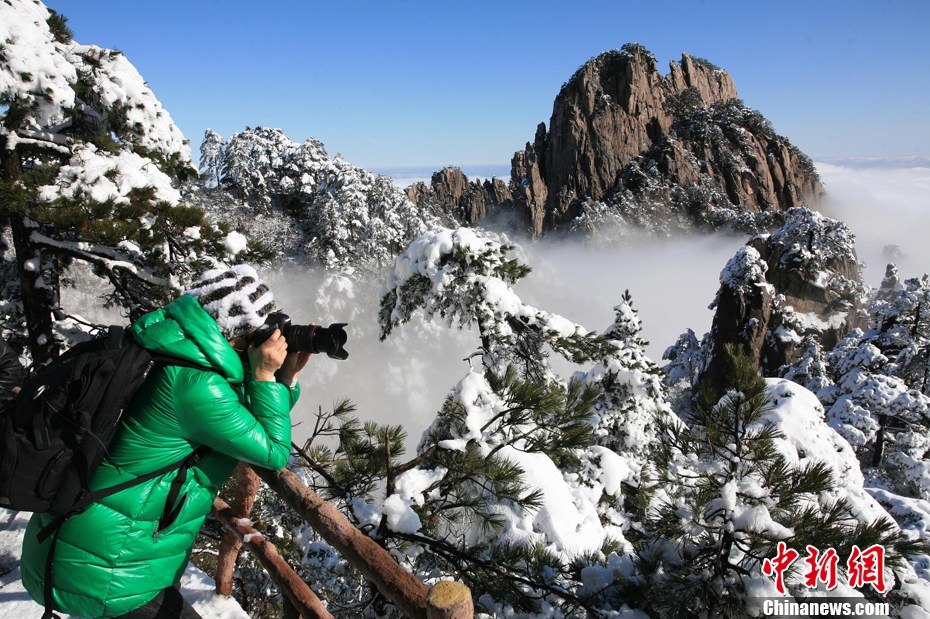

{"left": 702, "top": 208, "right": 867, "bottom": 390}
{"left": 409, "top": 44, "right": 823, "bottom": 239}
{"left": 405, "top": 167, "right": 512, "bottom": 226}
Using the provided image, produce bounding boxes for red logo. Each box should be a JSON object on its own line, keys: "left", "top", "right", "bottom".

{"left": 847, "top": 545, "right": 888, "bottom": 593}
{"left": 762, "top": 542, "right": 800, "bottom": 595}
{"left": 762, "top": 543, "right": 888, "bottom": 594}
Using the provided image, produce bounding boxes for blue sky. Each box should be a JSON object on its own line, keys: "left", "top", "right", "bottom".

{"left": 49, "top": 0, "right": 930, "bottom": 170}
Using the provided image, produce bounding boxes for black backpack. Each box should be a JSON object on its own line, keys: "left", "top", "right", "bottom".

{"left": 0, "top": 325, "right": 209, "bottom": 516}
{"left": 0, "top": 326, "right": 212, "bottom": 619}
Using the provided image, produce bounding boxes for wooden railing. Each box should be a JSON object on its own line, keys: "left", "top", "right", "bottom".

{"left": 213, "top": 496, "right": 333, "bottom": 619}
{"left": 210, "top": 464, "right": 474, "bottom": 619}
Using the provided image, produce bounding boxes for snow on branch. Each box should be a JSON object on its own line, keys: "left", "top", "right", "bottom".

{"left": 1, "top": 0, "right": 191, "bottom": 167}
{"left": 0, "top": 0, "right": 77, "bottom": 128}
{"left": 379, "top": 227, "right": 610, "bottom": 367}
{"left": 28, "top": 230, "right": 170, "bottom": 289}
{"left": 73, "top": 44, "right": 191, "bottom": 164}
{"left": 37, "top": 144, "right": 182, "bottom": 206}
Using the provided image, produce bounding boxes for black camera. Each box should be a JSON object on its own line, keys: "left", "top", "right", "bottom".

{"left": 248, "top": 312, "right": 349, "bottom": 360}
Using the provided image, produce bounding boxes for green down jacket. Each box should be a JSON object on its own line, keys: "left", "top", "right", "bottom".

{"left": 21, "top": 294, "right": 299, "bottom": 618}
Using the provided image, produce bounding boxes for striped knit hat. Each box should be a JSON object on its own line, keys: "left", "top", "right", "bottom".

{"left": 184, "top": 265, "right": 276, "bottom": 340}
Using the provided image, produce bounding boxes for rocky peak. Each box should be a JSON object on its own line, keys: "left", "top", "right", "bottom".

{"left": 427, "top": 166, "right": 471, "bottom": 206}
{"left": 405, "top": 166, "right": 512, "bottom": 226}
{"left": 702, "top": 208, "right": 867, "bottom": 390}
{"left": 409, "top": 44, "right": 822, "bottom": 240}
{"left": 511, "top": 123, "right": 549, "bottom": 235}
{"left": 510, "top": 44, "right": 823, "bottom": 239}
{"left": 538, "top": 46, "right": 672, "bottom": 230}
{"left": 666, "top": 53, "right": 738, "bottom": 105}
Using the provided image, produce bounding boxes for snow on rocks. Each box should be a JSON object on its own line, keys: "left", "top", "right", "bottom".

{"left": 763, "top": 378, "right": 930, "bottom": 606}
{"left": 718, "top": 245, "right": 772, "bottom": 297}
{"left": 763, "top": 378, "right": 886, "bottom": 523}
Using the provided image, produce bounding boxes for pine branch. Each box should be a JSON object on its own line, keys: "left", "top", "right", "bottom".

{"left": 290, "top": 441, "right": 348, "bottom": 500}
{"left": 29, "top": 229, "right": 170, "bottom": 287}
{"left": 389, "top": 445, "right": 439, "bottom": 479}
{"left": 388, "top": 530, "right": 598, "bottom": 614}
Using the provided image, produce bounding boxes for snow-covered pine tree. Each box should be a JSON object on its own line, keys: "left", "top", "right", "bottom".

{"left": 220, "top": 126, "right": 313, "bottom": 206}
{"left": 216, "top": 227, "right": 628, "bottom": 614}
{"left": 379, "top": 226, "right": 614, "bottom": 381}
{"left": 781, "top": 334, "right": 833, "bottom": 394}
{"left": 308, "top": 156, "right": 433, "bottom": 273}
{"left": 0, "top": 0, "right": 258, "bottom": 361}
{"left": 631, "top": 345, "right": 925, "bottom": 617}
{"left": 871, "top": 264, "right": 905, "bottom": 333}
{"left": 868, "top": 265, "right": 930, "bottom": 395}
{"left": 663, "top": 327, "right": 714, "bottom": 411}
{"left": 211, "top": 126, "right": 435, "bottom": 272}
{"left": 775, "top": 261, "right": 930, "bottom": 500}
{"left": 581, "top": 289, "right": 667, "bottom": 478}
{"left": 199, "top": 128, "right": 225, "bottom": 189}
{"left": 368, "top": 227, "right": 666, "bottom": 614}
{"left": 772, "top": 262, "right": 930, "bottom": 586}
{"left": 818, "top": 332, "right": 930, "bottom": 499}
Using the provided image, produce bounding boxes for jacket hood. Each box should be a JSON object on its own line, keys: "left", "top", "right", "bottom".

{"left": 130, "top": 294, "right": 244, "bottom": 383}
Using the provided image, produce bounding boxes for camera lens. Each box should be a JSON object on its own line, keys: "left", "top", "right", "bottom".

{"left": 281, "top": 323, "right": 315, "bottom": 353}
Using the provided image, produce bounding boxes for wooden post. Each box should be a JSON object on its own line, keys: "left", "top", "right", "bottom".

{"left": 216, "top": 462, "right": 261, "bottom": 596}
{"left": 426, "top": 581, "right": 473, "bottom": 619}
{"left": 212, "top": 497, "right": 333, "bottom": 619}
{"left": 255, "top": 466, "right": 430, "bottom": 619}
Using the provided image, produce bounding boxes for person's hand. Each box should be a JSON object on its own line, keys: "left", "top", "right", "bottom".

{"left": 277, "top": 350, "right": 311, "bottom": 386}
{"left": 248, "top": 329, "right": 288, "bottom": 382}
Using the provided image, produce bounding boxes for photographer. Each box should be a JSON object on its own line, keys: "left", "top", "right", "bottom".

{"left": 21, "top": 265, "right": 310, "bottom": 619}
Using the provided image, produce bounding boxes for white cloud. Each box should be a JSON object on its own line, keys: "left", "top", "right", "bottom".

{"left": 816, "top": 160, "right": 930, "bottom": 287}
{"left": 516, "top": 232, "right": 745, "bottom": 364}
{"left": 269, "top": 159, "right": 930, "bottom": 454}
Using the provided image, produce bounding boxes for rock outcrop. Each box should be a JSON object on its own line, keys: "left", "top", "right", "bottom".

{"left": 408, "top": 44, "right": 823, "bottom": 240}
{"left": 703, "top": 208, "right": 868, "bottom": 389}
{"left": 511, "top": 44, "right": 823, "bottom": 238}
{"left": 521, "top": 46, "right": 729, "bottom": 232}
{"left": 406, "top": 166, "right": 512, "bottom": 226}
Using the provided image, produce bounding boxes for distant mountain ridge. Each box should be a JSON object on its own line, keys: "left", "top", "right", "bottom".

{"left": 408, "top": 43, "right": 823, "bottom": 239}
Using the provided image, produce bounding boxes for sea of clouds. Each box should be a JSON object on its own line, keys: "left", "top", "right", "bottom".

{"left": 62, "top": 160, "right": 930, "bottom": 455}
{"left": 816, "top": 159, "right": 930, "bottom": 287}
{"left": 292, "top": 159, "right": 930, "bottom": 453}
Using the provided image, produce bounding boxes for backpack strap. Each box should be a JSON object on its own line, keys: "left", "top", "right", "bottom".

{"left": 36, "top": 353, "right": 214, "bottom": 543}
{"left": 156, "top": 445, "right": 211, "bottom": 534}
{"left": 41, "top": 530, "right": 62, "bottom": 619}
{"left": 37, "top": 446, "right": 213, "bottom": 543}
{"left": 106, "top": 325, "right": 126, "bottom": 347}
